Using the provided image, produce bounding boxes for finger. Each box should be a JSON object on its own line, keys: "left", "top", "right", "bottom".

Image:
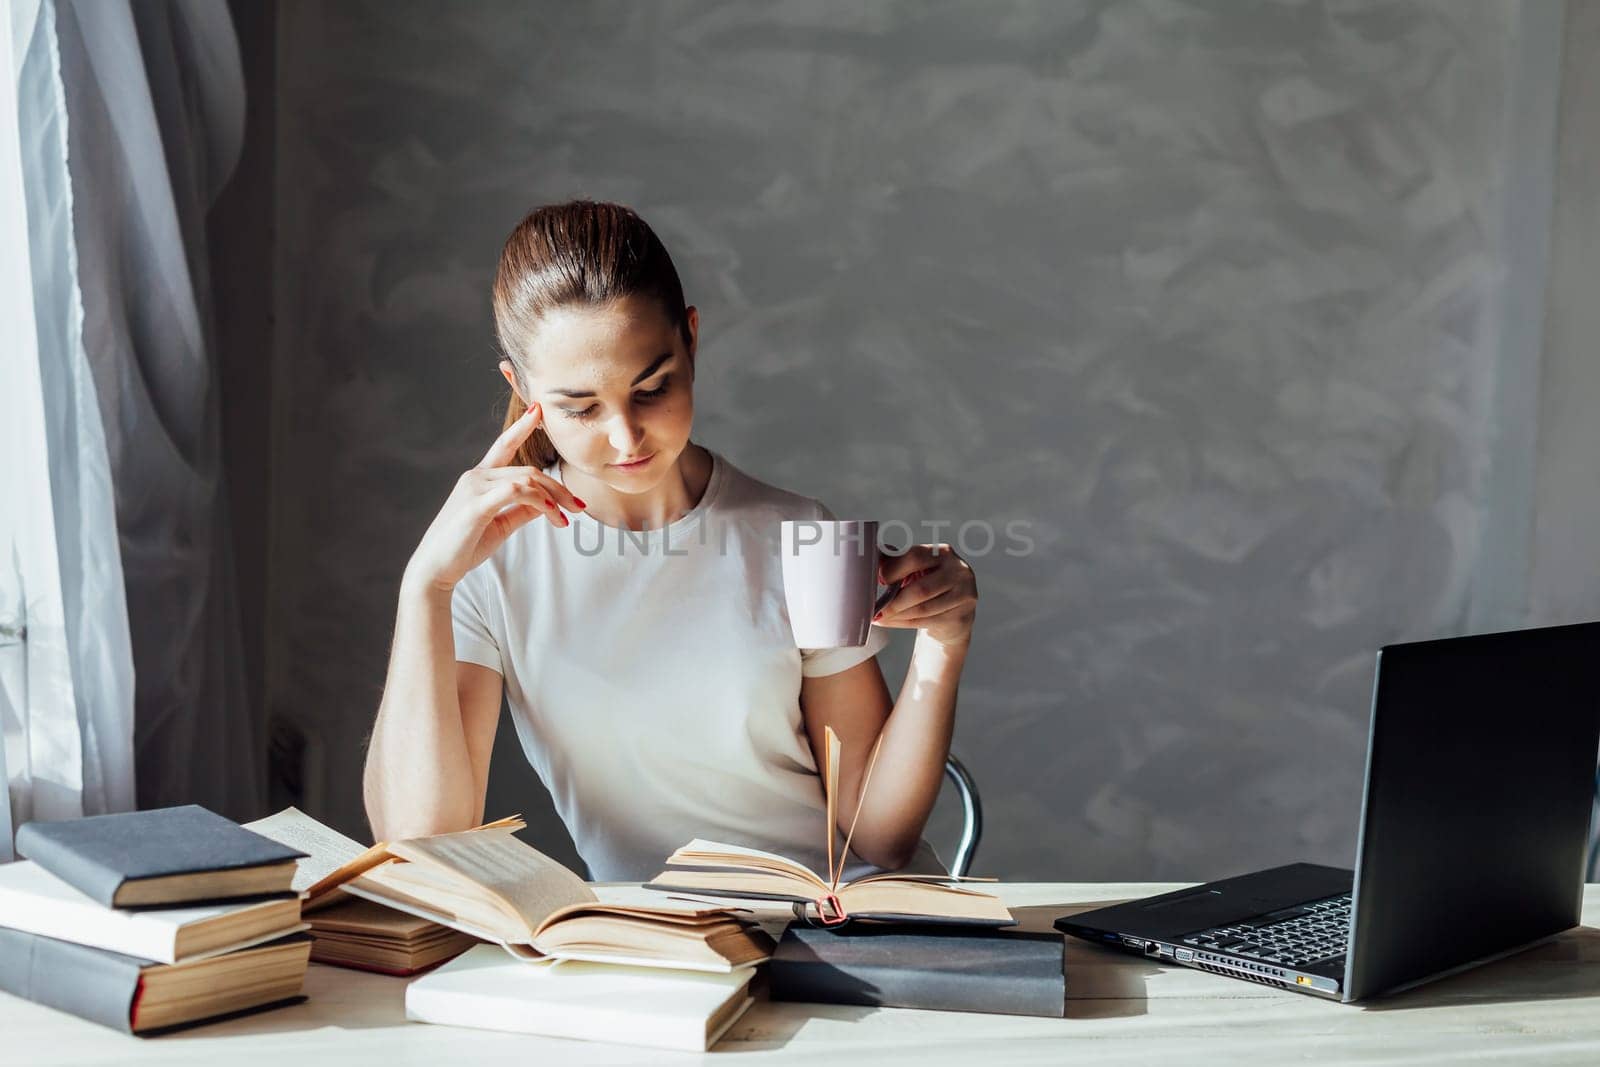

{"left": 874, "top": 571, "right": 953, "bottom": 620}
{"left": 474, "top": 467, "right": 586, "bottom": 512}
{"left": 872, "top": 564, "right": 939, "bottom": 615}
{"left": 878, "top": 545, "right": 943, "bottom": 585}
{"left": 477, "top": 401, "right": 544, "bottom": 469}
{"left": 879, "top": 552, "right": 941, "bottom": 589}
{"left": 481, "top": 480, "right": 568, "bottom": 527}
{"left": 878, "top": 587, "right": 966, "bottom": 625}
{"left": 486, "top": 503, "right": 543, "bottom": 540}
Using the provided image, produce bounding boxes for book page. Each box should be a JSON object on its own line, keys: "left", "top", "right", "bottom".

{"left": 245, "top": 808, "right": 528, "bottom": 903}
{"left": 823, "top": 726, "right": 841, "bottom": 887}
{"left": 389, "top": 827, "right": 595, "bottom": 933}
{"left": 835, "top": 877, "right": 1014, "bottom": 924}
{"left": 643, "top": 866, "right": 823, "bottom": 903}
{"left": 343, "top": 879, "right": 508, "bottom": 945}
{"left": 308, "top": 896, "right": 443, "bottom": 937}
{"left": 834, "top": 732, "right": 886, "bottom": 892}
{"left": 244, "top": 807, "right": 365, "bottom": 894}
{"left": 667, "top": 840, "right": 824, "bottom": 885}
{"left": 359, "top": 857, "right": 527, "bottom": 939}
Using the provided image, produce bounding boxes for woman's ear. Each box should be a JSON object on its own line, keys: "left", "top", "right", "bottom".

{"left": 498, "top": 359, "right": 521, "bottom": 399}
{"left": 684, "top": 306, "right": 699, "bottom": 375}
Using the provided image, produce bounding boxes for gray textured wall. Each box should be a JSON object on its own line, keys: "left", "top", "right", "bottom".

{"left": 266, "top": 0, "right": 1581, "bottom": 879}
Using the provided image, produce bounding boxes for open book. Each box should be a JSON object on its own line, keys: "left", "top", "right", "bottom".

{"left": 245, "top": 807, "right": 482, "bottom": 974}
{"left": 247, "top": 808, "right": 771, "bottom": 972}
{"left": 246, "top": 806, "right": 514, "bottom": 913}
{"left": 646, "top": 728, "right": 1014, "bottom": 927}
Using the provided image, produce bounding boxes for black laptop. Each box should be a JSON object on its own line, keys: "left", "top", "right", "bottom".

{"left": 1056, "top": 621, "right": 1600, "bottom": 1002}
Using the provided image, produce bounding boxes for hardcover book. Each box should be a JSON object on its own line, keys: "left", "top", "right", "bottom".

{"left": 0, "top": 928, "right": 312, "bottom": 1034}
{"left": 0, "top": 861, "right": 307, "bottom": 965}
{"left": 299, "top": 897, "right": 478, "bottom": 975}
{"left": 405, "top": 944, "right": 755, "bottom": 1052}
{"left": 15, "top": 805, "right": 303, "bottom": 908}
{"left": 768, "top": 923, "right": 1067, "bottom": 1017}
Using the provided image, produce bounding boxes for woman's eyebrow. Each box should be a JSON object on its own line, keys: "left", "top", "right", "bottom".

{"left": 548, "top": 352, "right": 674, "bottom": 399}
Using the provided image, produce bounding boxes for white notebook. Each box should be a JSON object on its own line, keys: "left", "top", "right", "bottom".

{"left": 405, "top": 944, "right": 756, "bottom": 1052}
{"left": 0, "top": 860, "right": 307, "bottom": 964}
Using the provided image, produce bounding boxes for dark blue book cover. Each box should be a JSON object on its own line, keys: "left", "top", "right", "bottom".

{"left": 0, "top": 927, "right": 311, "bottom": 1034}
{"left": 769, "top": 922, "right": 1066, "bottom": 1017}
{"left": 14, "top": 805, "right": 305, "bottom": 908}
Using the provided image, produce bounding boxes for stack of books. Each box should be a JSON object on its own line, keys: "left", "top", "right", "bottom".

{"left": 294, "top": 896, "right": 477, "bottom": 975}
{"left": 246, "top": 806, "right": 776, "bottom": 1051}
{"left": 0, "top": 805, "right": 312, "bottom": 1035}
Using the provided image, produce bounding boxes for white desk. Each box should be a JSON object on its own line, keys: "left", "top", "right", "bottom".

{"left": 7, "top": 883, "right": 1600, "bottom": 1065}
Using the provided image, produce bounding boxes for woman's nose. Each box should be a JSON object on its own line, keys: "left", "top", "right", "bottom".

{"left": 608, "top": 414, "right": 645, "bottom": 454}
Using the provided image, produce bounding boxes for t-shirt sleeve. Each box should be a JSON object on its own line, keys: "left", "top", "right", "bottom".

{"left": 450, "top": 569, "right": 503, "bottom": 674}
{"left": 798, "top": 497, "right": 890, "bottom": 678}
{"left": 800, "top": 624, "right": 890, "bottom": 678}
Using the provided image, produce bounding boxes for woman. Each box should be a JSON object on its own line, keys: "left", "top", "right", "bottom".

{"left": 362, "top": 200, "right": 978, "bottom": 880}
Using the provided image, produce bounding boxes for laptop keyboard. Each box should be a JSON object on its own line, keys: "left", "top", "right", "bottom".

{"left": 1180, "top": 893, "right": 1351, "bottom": 968}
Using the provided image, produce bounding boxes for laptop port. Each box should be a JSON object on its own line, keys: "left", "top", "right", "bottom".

{"left": 1175, "top": 948, "right": 1195, "bottom": 963}
{"left": 1144, "top": 942, "right": 1162, "bottom": 957}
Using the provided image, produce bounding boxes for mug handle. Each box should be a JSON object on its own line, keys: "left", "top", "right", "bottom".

{"left": 872, "top": 543, "right": 899, "bottom": 615}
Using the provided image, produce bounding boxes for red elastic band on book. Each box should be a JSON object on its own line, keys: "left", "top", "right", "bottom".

{"left": 815, "top": 893, "right": 848, "bottom": 926}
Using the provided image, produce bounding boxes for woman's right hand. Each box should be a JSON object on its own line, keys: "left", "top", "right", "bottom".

{"left": 403, "top": 402, "right": 586, "bottom": 595}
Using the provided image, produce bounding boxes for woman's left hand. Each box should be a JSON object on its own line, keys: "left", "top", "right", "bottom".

{"left": 874, "top": 544, "right": 977, "bottom": 650}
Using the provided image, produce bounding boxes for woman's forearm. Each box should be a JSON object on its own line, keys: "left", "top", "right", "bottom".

{"left": 362, "top": 579, "right": 479, "bottom": 840}
{"left": 849, "top": 633, "right": 969, "bottom": 868}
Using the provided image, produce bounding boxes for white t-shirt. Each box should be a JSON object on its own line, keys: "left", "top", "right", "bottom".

{"left": 451, "top": 448, "right": 942, "bottom": 881}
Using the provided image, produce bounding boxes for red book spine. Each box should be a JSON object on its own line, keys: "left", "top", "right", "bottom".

{"left": 129, "top": 974, "right": 146, "bottom": 1031}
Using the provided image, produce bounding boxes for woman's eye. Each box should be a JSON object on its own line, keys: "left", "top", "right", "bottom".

{"left": 636, "top": 377, "right": 671, "bottom": 401}
{"left": 560, "top": 378, "right": 670, "bottom": 421}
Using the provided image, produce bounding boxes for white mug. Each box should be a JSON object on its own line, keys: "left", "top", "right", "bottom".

{"left": 780, "top": 520, "right": 893, "bottom": 648}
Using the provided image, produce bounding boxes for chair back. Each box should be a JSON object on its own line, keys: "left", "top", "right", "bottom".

{"left": 943, "top": 754, "right": 982, "bottom": 878}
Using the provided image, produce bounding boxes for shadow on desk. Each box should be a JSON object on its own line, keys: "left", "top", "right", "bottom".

{"left": 1015, "top": 900, "right": 1154, "bottom": 1020}
{"left": 151, "top": 963, "right": 411, "bottom": 1042}
{"left": 1363, "top": 924, "right": 1600, "bottom": 1011}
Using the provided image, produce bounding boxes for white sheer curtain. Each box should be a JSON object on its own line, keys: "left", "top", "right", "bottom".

{"left": 2, "top": 0, "right": 251, "bottom": 855}
{"left": 53, "top": 0, "right": 255, "bottom": 816}
{"left": 2, "top": 0, "right": 136, "bottom": 858}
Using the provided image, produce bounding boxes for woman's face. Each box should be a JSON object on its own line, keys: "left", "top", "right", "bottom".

{"left": 505, "top": 296, "right": 698, "bottom": 493}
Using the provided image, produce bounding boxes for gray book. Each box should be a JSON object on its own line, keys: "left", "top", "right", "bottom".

{"left": 14, "top": 805, "right": 304, "bottom": 907}
{"left": 769, "top": 923, "right": 1067, "bottom": 1017}
{"left": 0, "top": 927, "right": 312, "bottom": 1034}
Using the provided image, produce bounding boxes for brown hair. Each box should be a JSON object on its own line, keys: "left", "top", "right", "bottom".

{"left": 492, "top": 200, "right": 694, "bottom": 470}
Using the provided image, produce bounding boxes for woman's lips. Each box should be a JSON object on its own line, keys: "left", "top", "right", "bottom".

{"left": 610, "top": 453, "right": 655, "bottom": 471}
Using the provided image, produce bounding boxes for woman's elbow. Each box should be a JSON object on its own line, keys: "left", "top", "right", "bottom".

{"left": 852, "top": 834, "right": 920, "bottom": 873}
{"left": 363, "top": 765, "right": 471, "bottom": 842}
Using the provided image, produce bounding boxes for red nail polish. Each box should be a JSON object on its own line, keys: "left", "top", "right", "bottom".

{"left": 572, "top": 496, "right": 587, "bottom": 508}
{"left": 544, "top": 498, "right": 555, "bottom": 508}
{"left": 873, "top": 611, "right": 884, "bottom": 621}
